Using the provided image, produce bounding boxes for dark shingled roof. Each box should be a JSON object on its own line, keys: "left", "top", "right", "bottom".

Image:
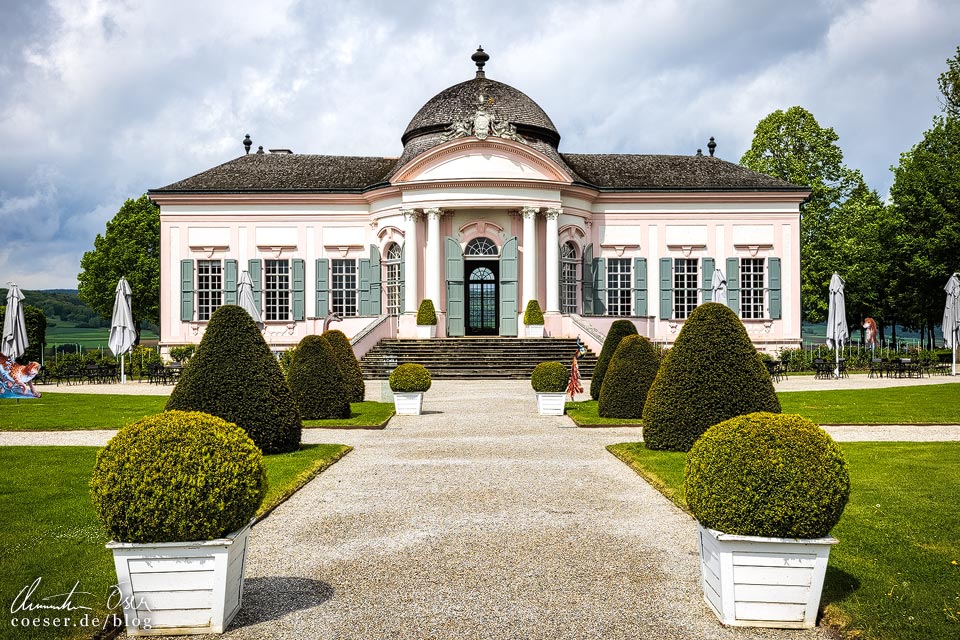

{"left": 151, "top": 153, "right": 397, "bottom": 193}
{"left": 561, "top": 154, "right": 808, "bottom": 191}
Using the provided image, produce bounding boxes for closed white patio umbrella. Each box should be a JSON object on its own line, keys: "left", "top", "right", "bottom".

{"left": 108, "top": 277, "right": 137, "bottom": 383}
{"left": 943, "top": 273, "right": 960, "bottom": 376}
{"left": 2, "top": 283, "right": 28, "bottom": 360}
{"left": 710, "top": 268, "right": 727, "bottom": 304}
{"left": 238, "top": 270, "right": 264, "bottom": 330}
{"left": 825, "top": 272, "right": 848, "bottom": 379}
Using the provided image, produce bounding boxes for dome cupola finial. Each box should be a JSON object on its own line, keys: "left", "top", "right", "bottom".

{"left": 472, "top": 46, "right": 489, "bottom": 78}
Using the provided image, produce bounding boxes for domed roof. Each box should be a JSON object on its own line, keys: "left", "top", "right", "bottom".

{"left": 401, "top": 50, "right": 561, "bottom": 149}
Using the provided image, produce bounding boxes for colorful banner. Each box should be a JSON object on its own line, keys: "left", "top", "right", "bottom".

{"left": 0, "top": 354, "right": 41, "bottom": 399}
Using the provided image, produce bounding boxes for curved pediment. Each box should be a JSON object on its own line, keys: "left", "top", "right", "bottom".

{"left": 392, "top": 138, "right": 573, "bottom": 184}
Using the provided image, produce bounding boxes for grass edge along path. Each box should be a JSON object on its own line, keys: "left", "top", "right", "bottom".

{"left": 607, "top": 441, "right": 960, "bottom": 640}
{"left": 302, "top": 401, "right": 394, "bottom": 429}
{"left": 565, "top": 400, "right": 642, "bottom": 427}
{"left": 0, "top": 443, "right": 350, "bottom": 639}
{"left": 778, "top": 382, "right": 960, "bottom": 424}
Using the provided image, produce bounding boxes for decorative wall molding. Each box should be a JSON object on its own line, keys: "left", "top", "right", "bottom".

{"left": 189, "top": 245, "right": 229, "bottom": 259}
{"left": 255, "top": 245, "right": 296, "bottom": 259}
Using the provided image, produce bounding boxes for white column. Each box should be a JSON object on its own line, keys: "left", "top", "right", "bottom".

{"left": 424, "top": 208, "right": 442, "bottom": 304}
{"left": 545, "top": 208, "right": 561, "bottom": 312}
{"left": 402, "top": 209, "right": 419, "bottom": 313}
{"left": 521, "top": 206, "right": 539, "bottom": 306}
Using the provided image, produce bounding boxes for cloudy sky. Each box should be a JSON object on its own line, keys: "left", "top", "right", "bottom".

{"left": 1, "top": 0, "right": 958, "bottom": 289}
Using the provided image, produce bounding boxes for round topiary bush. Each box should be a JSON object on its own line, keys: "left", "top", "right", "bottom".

{"left": 287, "top": 335, "right": 350, "bottom": 420}
{"left": 322, "top": 329, "right": 365, "bottom": 404}
{"left": 416, "top": 299, "right": 437, "bottom": 325}
{"left": 590, "top": 319, "right": 638, "bottom": 400}
{"left": 389, "top": 363, "right": 432, "bottom": 392}
{"left": 642, "top": 303, "right": 780, "bottom": 451}
{"left": 90, "top": 411, "right": 267, "bottom": 543}
{"left": 685, "top": 412, "right": 850, "bottom": 538}
{"left": 598, "top": 335, "right": 659, "bottom": 418}
{"left": 523, "top": 300, "right": 545, "bottom": 325}
{"left": 531, "top": 361, "right": 569, "bottom": 392}
{"left": 165, "top": 305, "right": 302, "bottom": 454}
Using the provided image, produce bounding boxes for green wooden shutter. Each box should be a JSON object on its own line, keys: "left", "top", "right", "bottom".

{"left": 633, "top": 257, "right": 647, "bottom": 316}
{"left": 659, "top": 258, "right": 672, "bottom": 320}
{"left": 768, "top": 257, "right": 782, "bottom": 319}
{"left": 594, "top": 258, "right": 607, "bottom": 315}
{"left": 358, "top": 259, "right": 371, "bottom": 315}
{"left": 445, "top": 237, "right": 465, "bottom": 336}
{"left": 701, "top": 257, "right": 715, "bottom": 304}
{"left": 315, "top": 258, "right": 328, "bottom": 317}
{"left": 726, "top": 257, "right": 740, "bottom": 316}
{"left": 248, "top": 259, "right": 262, "bottom": 313}
{"left": 369, "top": 245, "right": 381, "bottom": 315}
{"left": 499, "top": 237, "right": 519, "bottom": 336}
{"left": 180, "top": 259, "right": 194, "bottom": 321}
{"left": 292, "top": 258, "right": 305, "bottom": 321}
{"left": 582, "top": 244, "right": 594, "bottom": 314}
{"left": 223, "top": 259, "right": 238, "bottom": 306}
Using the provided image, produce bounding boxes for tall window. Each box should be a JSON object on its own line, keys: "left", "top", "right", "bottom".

{"left": 673, "top": 258, "right": 699, "bottom": 319}
{"left": 265, "top": 259, "right": 290, "bottom": 321}
{"left": 332, "top": 259, "right": 358, "bottom": 316}
{"left": 606, "top": 258, "right": 632, "bottom": 316}
{"left": 740, "top": 258, "right": 766, "bottom": 319}
{"left": 384, "top": 243, "right": 402, "bottom": 316}
{"left": 560, "top": 242, "right": 578, "bottom": 314}
{"left": 196, "top": 260, "right": 222, "bottom": 321}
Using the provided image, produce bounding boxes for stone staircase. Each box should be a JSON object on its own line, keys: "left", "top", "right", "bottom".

{"left": 359, "top": 338, "right": 597, "bottom": 380}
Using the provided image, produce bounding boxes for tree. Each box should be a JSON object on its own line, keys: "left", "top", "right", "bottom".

{"left": 938, "top": 45, "right": 960, "bottom": 117}
{"left": 287, "top": 335, "right": 350, "bottom": 419}
{"left": 740, "top": 106, "right": 862, "bottom": 321}
{"left": 77, "top": 195, "right": 160, "bottom": 343}
{"left": 589, "top": 319, "right": 637, "bottom": 400}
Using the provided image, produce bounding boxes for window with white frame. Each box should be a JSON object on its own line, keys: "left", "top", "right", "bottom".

{"left": 673, "top": 258, "right": 699, "bottom": 319}
{"left": 560, "top": 242, "right": 578, "bottom": 314}
{"left": 332, "top": 259, "right": 358, "bottom": 317}
{"left": 196, "top": 260, "right": 222, "bottom": 321}
{"left": 606, "top": 258, "right": 632, "bottom": 316}
{"left": 740, "top": 258, "right": 766, "bottom": 319}
{"left": 384, "top": 243, "right": 402, "bottom": 316}
{"left": 265, "top": 259, "right": 290, "bottom": 321}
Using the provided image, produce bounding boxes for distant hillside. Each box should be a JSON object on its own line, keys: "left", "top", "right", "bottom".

{"left": 1, "top": 288, "right": 110, "bottom": 328}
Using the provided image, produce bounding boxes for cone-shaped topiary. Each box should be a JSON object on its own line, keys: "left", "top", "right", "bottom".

{"left": 531, "top": 361, "right": 569, "bottom": 392}
{"left": 288, "top": 335, "right": 350, "bottom": 419}
{"left": 598, "top": 335, "right": 659, "bottom": 418}
{"left": 321, "top": 329, "right": 365, "bottom": 403}
{"left": 590, "top": 319, "right": 638, "bottom": 400}
{"left": 90, "top": 411, "right": 267, "bottom": 543}
{"left": 523, "top": 300, "right": 545, "bottom": 325}
{"left": 642, "top": 302, "right": 780, "bottom": 451}
{"left": 166, "top": 305, "right": 302, "bottom": 453}
{"left": 685, "top": 412, "right": 850, "bottom": 538}
{"left": 416, "top": 299, "right": 437, "bottom": 325}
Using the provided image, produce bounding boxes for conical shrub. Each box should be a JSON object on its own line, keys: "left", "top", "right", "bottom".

{"left": 598, "top": 335, "right": 659, "bottom": 418}
{"left": 166, "top": 305, "right": 302, "bottom": 453}
{"left": 642, "top": 302, "right": 780, "bottom": 451}
{"left": 287, "top": 335, "right": 350, "bottom": 420}
{"left": 590, "top": 319, "right": 638, "bottom": 400}
{"left": 322, "top": 329, "right": 365, "bottom": 403}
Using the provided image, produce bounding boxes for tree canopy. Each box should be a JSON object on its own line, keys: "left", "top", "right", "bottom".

{"left": 77, "top": 195, "right": 160, "bottom": 343}
{"left": 938, "top": 45, "right": 960, "bottom": 118}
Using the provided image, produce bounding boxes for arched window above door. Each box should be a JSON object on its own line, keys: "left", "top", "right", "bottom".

{"left": 464, "top": 237, "right": 499, "bottom": 258}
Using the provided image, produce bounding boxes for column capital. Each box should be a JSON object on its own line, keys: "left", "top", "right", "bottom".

{"left": 424, "top": 207, "right": 443, "bottom": 220}
{"left": 545, "top": 207, "right": 562, "bottom": 221}
{"left": 401, "top": 208, "right": 420, "bottom": 222}
{"left": 520, "top": 206, "right": 540, "bottom": 220}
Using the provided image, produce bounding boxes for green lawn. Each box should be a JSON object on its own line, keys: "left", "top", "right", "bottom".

{"left": 565, "top": 400, "right": 642, "bottom": 427}
{"left": 608, "top": 441, "right": 960, "bottom": 640}
{"left": 0, "top": 443, "right": 349, "bottom": 639}
{"left": 779, "top": 383, "right": 960, "bottom": 424}
{"left": 302, "top": 401, "right": 395, "bottom": 429}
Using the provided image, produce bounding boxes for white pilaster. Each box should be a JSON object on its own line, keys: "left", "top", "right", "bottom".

{"left": 545, "top": 208, "right": 561, "bottom": 313}
{"left": 424, "top": 208, "right": 442, "bottom": 304}
{"left": 521, "top": 206, "right": 539, "bottom": 306}
{"left": 402, "top": 209, "right": 419, "bottom": 313}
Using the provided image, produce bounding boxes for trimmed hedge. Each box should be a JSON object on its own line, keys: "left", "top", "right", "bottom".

{"left": 288, "top": 335, "right": 350, "bottom": 420}
{"left": 642, "top": 302, "right": 780, "bottom": 452}
{"left": 685, "top": 412, "right": 850, "bottom": 538}
{"left": 389, "top": 363, "right": 431, "bottom": 392}
{"left": 416, "top": 299, "right": 437, "bottom": 325}
{"left": 166, "top": 305, "right": 302, "bottom": 454}
{"left": 590, "top": 319, "right": 638, "bottom": 400}
{"left": 598, "top": 335, "right": 659, "bottom": 418}
{"left": 531, "top": 361, "right": 569, "bottom": 392}
{"left": 90, "top": 411, "right": 267, "bottom": 543}
{"left": 523, "top": 300, "right": 545, "bottom": 325}
{"left": 168, "top": 345, "right": 195, "bottom": 363}
{"left": 322, "top": 329, "right": 365, "bottom": 403}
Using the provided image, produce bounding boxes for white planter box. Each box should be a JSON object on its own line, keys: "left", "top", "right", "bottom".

{"left": 393, "top": 391, "right": 424, "bottom": 415}
{"left": 525, "top": 324, "right": 545, "bottom": 338}
{"left": 536, "top": 392, "right": 567, "bottom": 416}
{"left": 696, "top": 522, "right": 837, "bottom": 629}
{"left": 106, "top": 519, "right": 253, "bottom": 636}
{"left": 416, "top": 324, "right": 436, "bottom": 339}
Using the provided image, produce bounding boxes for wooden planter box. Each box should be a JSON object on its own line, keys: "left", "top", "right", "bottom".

{"left": 393, "top": 391, "right": 424, "bottom": 415}
{"left": 536, "top": 392, "right": 566, "bottom": 416}
{"left": 697, "top": 523, "right": 837, "bottom": 629}
{"left": 106, "top": 520, "right": 253, "bottom": 636}
{"left": 416, "top": 324, "right": 436, "bottom": 339}
{"left": 524, "top": 324, "right": 545, "bottom": 338}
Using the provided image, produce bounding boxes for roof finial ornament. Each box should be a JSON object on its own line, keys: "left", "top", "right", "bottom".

{"left": 256, "top": 145, "right": 264, "bottom": 155}
{"left": 708, "top": 136, "right": 717, "bottom": 157}
{"left": 243, "top": 134, "right": 252, "bottom": 155}
{"left": 472, "top": 46, "right": 489, "bottom": 78}
{"left": 696, "top": 148, "right": 703, "bottom": 157}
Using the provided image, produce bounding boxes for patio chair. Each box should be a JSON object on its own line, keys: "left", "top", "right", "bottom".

{"left": 868, "top": 358, "right": 884, "bottom": 378}
{"left": 764, "top": 360, "right": 781, "bottom": 382}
